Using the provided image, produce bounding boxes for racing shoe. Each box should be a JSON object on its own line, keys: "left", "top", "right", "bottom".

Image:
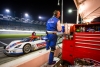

{"left": 48, "top": 61, "right": 56, "bottom": 65}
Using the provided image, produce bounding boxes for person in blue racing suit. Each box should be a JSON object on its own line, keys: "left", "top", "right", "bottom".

{"left": 46, "top": 10, "right": 62, "bottom": 65}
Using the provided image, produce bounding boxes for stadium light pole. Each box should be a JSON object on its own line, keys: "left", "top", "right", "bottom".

{"left": 68, "top": 9, "right": 79, "bottom": 24}
{"left": 61, "top": 0, "right": 63, "bottom": 24}
{"left": 58, "top": 0, "right": 63, "bottom": 24}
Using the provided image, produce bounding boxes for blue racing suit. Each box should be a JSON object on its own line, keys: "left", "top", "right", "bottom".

{"left": 46, "top": 16, "right": 59, "bottom": 64}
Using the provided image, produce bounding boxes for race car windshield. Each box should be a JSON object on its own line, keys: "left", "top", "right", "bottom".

{"left": 22, "top": 38, "right": 31, "bottom": 42}
{"left": 22, "top": 37, "right": 39, "bottom": 42}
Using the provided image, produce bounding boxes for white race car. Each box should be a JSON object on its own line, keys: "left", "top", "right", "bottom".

{"left": 3, "top": 37, "right": 46, "bottom": 56}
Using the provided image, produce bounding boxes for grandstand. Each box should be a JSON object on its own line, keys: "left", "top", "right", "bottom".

{"left": 0, "top": 14, "right": 46, "bottom": 32}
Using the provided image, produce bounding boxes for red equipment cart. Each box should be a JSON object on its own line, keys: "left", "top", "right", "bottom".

{"left": 61, "top": 23, "right": 100, "bottom": 66}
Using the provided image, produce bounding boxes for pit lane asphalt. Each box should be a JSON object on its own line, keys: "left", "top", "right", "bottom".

{"left": 0, "top": 38, "right": 24, "bottom": 65}
{"left": 0, "top": 38, "right": 22, "bottom": 47}
{"left": 0, "top": 47, "right": 45, "bottom": 65}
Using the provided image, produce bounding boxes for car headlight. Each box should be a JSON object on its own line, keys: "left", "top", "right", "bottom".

{"left": 15, "top": 45, "right": 21, "bottom": 48}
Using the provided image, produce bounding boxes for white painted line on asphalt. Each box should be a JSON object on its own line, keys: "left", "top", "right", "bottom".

{"left": 0, "top": 47, "right": 3, "bottom": 49}
{"left": 0, "top": 41, "right": 8, "bottom": 46}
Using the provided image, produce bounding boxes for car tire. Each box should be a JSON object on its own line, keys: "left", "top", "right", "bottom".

{"left": 23, "top": 43, "right": 31, "bottom": 54}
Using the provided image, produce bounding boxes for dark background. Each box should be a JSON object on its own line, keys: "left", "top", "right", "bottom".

{"left": 0, "top": 0, "right": 77, "bottom": 23}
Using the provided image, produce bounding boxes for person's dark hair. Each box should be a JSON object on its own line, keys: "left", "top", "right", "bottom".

{"left": 53, "top": 10, "right": 60, "bottom": 16}
{"left": 32, "top": 32, "right": 36, "bottom": 35}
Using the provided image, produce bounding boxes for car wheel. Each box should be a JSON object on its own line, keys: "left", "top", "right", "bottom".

{"left": 23, "top": 43, "right": 31, "bottom": 54}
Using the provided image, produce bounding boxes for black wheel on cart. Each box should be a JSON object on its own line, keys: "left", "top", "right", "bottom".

{"left": 61, "top": 60, "right": 71, "bottom": 67}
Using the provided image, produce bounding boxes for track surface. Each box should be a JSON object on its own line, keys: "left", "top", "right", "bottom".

{"left": 0, "top": 38, "right": 25, "bottom": 65}
{"left": 0, "top": 38, "right": 22, "bottom": 47}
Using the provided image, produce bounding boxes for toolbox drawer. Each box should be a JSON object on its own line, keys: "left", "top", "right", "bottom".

{"left": 62, "top": 40, "right": 74, "bottom": 52}
{"left": 62, "top": 51, "right": 74, "bottom": 64}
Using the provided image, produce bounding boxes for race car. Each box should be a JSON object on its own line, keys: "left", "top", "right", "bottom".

{"left": 3, "top": 37, "right": 46, "bottom": 56}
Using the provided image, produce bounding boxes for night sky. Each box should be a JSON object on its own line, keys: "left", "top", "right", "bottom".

{"left": 0, "top": 0, "right": 77, "bottom": 23}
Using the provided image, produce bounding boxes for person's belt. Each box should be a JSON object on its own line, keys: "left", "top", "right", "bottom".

{"left": 46, "top": 31, "right": 57, "bottom": 34}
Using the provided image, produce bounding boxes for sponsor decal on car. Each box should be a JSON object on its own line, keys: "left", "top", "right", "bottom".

{"left": 36, "top": 42, "right": 46, "bottom": 48}
{"left": 6, "top": 41, "right": 22, "bottom": 49}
